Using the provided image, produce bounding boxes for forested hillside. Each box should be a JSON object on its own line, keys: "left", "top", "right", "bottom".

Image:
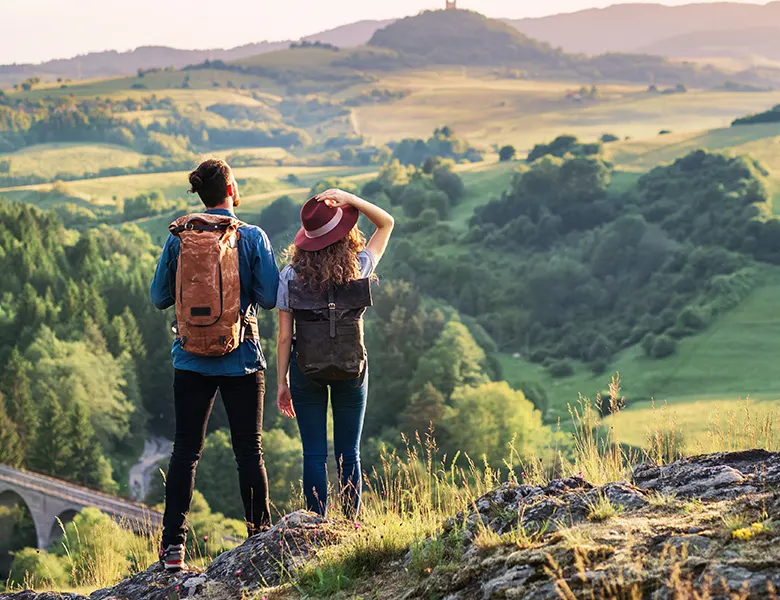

{"left": 366, "top": 140, "right": 779, "bottom": 385}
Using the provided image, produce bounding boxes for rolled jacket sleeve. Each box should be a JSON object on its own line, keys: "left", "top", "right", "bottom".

{"left": 150, "top": 235, "right": 179, "bottom": 310}
{"left": 251, "top": 230, "right": 279, "bottom": 310}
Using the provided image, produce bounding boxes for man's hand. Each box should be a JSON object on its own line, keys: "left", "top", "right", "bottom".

{"left": 315, "top": 188, "right": 354, "bottom": 209}
{"left": 277, "top": 385, "right": 296, "bottom": 419}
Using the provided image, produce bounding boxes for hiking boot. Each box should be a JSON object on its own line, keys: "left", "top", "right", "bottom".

{"left": 159, "top": 543, "right": 185, "bottom": 572}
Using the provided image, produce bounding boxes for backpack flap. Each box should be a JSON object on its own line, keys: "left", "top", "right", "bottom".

{"left": 288, "top": 278, "right": 372, "bottom": 311}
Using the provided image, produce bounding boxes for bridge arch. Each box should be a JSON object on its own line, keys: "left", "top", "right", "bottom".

{"left": 0, "top": 489, "right": 37, "bottom": 561}
{"left": 0, "top": 465, "right": 162, "bottom": 549}
{"left": 50, "top": 508, "right": 79, "bottom": 548}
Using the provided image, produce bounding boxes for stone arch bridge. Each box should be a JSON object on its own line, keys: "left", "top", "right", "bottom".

{"left": 0, "top": 464, "right": 162, "bottom": 549}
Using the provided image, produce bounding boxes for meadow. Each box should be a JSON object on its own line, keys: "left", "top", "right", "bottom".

{"left": 353, "top": 70, "right": 780, "bottom": 148}
{"left": 0, "top": 143, "right": 147, "bottom": 180}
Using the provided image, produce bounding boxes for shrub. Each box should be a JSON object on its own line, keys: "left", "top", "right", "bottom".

{"left": 677, "top": 306, "right": 709, "bottom": 332}
{"left": 640, "top": 333, "right": 656, "bottom": 357}
{"left": 259, "top": 195, "right": 299, "bottom": 239}
{"left": 9, "top": 548, "right": 70, "bottom": 589}
{"left": 547, "top": 360, "right": 575, "bottom": 379}
{"left": 600, "top": 133, "right": 619, "bottom": 143}
{"left": 651, "top": 334, "right": 677, "bottom": 359}
{"left": 310, "top": 177, "right": 358, "bottom": 196}
{"left": 499, "top": 145, "right": 517, "bottom": 161}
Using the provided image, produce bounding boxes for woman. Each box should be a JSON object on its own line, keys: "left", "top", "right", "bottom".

{"left": 276, "top": 188, "right": 394, "bottom": 518}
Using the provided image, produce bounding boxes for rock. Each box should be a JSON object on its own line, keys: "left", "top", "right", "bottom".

{"left": 1, "top": 511, "right": 347, "bottom": 600}
{"left": 665, "top": 535, "right": 711, "bottom": 553}
{"left": 446, "top": 478, "right": 647, "bottom": 542}
{"left": 479, "top": 565, "right": 534, "bottom": 599}
{"left": 205, "top": 510, "right": 345, "bottom": 591}
{"left": 0, "top": 595, "right": 88, "bottom": 600}
{"left": 632, "top": 450, "right": 780, "bottom": 499}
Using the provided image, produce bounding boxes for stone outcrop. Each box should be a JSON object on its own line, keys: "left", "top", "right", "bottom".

{"left": 3, "top": 451, "right": 780, "bottom": 600}
{"left": 1, "top": 511, "right": 348, "bottom": 600}
{"left": 412, "top": 450, "right": 780, "bottom": 600}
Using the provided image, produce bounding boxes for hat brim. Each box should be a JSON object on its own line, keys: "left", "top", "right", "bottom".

{"left": 293, "top": 205, "right": 360, "bottom": 252}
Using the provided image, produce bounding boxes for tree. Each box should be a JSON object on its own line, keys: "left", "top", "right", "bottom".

{"left": 310, "top": 178, "right": 358, "bottom": 197}
{"left": 196, "top": 429, "right": 243, "bottom": 519}
{"left": 259, "top": 195, "right": 300, "bottom": 240}
{"left": 0, "top": 397, "right": 23, "bottom": 467}
{"left": 432, "top": 165, "right": 465, "bottom": 203}
{"left": 400, "top": 383, "right": 447, "bottom": 437}
{"left": 441, "top": 382, "right": 548, "bottom": 466}
{"left": 262, "top": 428, "right": 303, "bottom": 512}
{"left": 1, "top": 348, "right": 38, "bottom": 454}
{"left": 27, "top": 392, "right": 72, "bottom": 478}
{"left": 67, "top": 402, "right": 116, "bottom": 492}
{"left": 499, "top": 145, "right": 517, "bottom": 162}
{"left": 410, "top": 318, "right": 489, "bottom": 400}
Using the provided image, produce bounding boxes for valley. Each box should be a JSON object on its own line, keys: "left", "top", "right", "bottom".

{"left": 3, "top": 4, "right": 780, "bottom": 597}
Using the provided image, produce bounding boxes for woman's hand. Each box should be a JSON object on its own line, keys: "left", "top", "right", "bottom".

{"left": 277, "top": 385, "right": 296, "bottom": 419}
{"left": 315, "top": 188, "right": 355, "bottom": 209}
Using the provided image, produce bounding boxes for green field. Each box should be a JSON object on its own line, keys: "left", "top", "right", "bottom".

{"left": 354, "top": 70, "right": 780, "bottom": 148}
{"left": 500, "top": 266, "right": 780, "bottom": 440}
{"left": 607, "top": 122, "right": 780, "bottom": 209}
{"left": 15, "top": 69, "right": 285, "bottom": 101}
{"left": 1, "top": 143, "right": 147, "bottom": 179}
{"left": 0, "top": 164, "right": 377, "bottom": 206}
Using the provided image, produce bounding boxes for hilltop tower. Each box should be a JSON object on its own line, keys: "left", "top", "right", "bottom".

{"left": 446, "top": 0, "right": 457, "bottom": 10}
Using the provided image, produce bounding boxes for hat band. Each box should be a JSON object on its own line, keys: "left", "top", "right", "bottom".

{"left": 304, "top": 208, "right": 343, "bottom": 239}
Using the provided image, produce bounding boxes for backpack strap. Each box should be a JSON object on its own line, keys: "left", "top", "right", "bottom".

{"left": 328, "top": 287, "right": 336, "bottom": 339}
{"left": 169, "top": 214, "right": 246, "bottom": 237}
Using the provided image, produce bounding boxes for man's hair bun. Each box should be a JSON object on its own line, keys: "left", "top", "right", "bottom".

{"left": 188, "top": 172, "right": 203, "bottom": 194}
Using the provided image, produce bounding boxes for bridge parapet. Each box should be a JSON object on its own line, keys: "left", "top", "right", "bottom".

{"left": 0, "top": 464, "right": 162, "bottom": 549}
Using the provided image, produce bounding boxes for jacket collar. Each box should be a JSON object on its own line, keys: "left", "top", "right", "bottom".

{"left": 205, "top": 208, "right": 235, "bottom": 217}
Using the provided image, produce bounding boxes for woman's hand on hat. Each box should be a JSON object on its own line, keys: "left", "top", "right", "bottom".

{"left": 315, "top": 188, "right": 354, "bottom": 209}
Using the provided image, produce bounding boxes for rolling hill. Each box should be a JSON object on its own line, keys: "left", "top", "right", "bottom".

{"left": 369, "top": 10, "right": 564, "bottom": 67}
{"left": 510, "top": 2, "right": 780, "bottom": 60}
{"left": 218, "top": 9, "right": 780, "bottom": 93}
{"left": 0, "top": 43, "right": 291, "bottom": 88}
{"left": 637, "top": 26, "right": 780, "bottom": 62}
{"left": 0, "top": 21, "right": 392, "bottom": 88}
{"left": 303, "top": 19, "right": 396, "bottom": 48}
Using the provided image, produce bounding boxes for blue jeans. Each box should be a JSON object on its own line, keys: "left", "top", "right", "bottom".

{"left": 290, "top": 355, "right": 368, "bottom": 519}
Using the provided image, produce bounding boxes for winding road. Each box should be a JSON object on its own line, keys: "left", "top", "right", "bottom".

{"left": 128, "top": 437, "right": 172, "bottom": 502}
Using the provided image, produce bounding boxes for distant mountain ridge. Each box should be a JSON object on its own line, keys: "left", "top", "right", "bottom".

{"left": 509, "top": 2, "right": 780, "bottom": 58}
{"left": 5, "top": 2, "right": 780, "bottom": 87}
{"left": 0, "top": 43, "right": 290, "bottom": 86}
{"left": 304, "top": 19, "right": 396, "bottom": 48}
{"left": 637, "top": 26, "right": 780, "bottom": 61}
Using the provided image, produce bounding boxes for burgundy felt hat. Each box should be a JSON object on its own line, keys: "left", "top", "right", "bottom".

{"left": 294, "top": 196, "right": 360, "bottom": 251}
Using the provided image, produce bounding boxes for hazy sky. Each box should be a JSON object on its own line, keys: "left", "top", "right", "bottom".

{"left": 1, "top": 0, "right": 767, "bottom": 64}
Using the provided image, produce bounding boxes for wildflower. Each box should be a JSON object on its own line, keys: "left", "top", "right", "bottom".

{"left": 520, "top": 472, "right": 526, "bottom": 479}
{"left": 424, "top": 567, "right": 432, "bottom": 574}
{"left": 235, "top": 569, "right": 242, "bottom": 576}
{"left": 202, "top": 535, "right": 209, "bottom": 542}
{"left": 578, "top": 472, "right": 584, "bottom": 479}
{"left": 354, "top": 523, "right": 361, "bottom": 529}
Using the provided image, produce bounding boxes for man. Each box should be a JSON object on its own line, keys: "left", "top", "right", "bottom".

{"left": 150, "top": 158, "right": 279, "bottom": 572}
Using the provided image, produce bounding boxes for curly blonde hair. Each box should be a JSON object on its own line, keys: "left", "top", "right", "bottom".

{"left": 286, "top": 227, "right": 367, "bottom": 292}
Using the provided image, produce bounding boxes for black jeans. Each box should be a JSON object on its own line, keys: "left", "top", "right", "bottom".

{"left": 162, "top": 369, "right": 271, "bottom": 547}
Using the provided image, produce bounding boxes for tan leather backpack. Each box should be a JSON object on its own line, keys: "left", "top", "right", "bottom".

{"left": 169, "top": 213, "right": 256, "bottom": 357}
